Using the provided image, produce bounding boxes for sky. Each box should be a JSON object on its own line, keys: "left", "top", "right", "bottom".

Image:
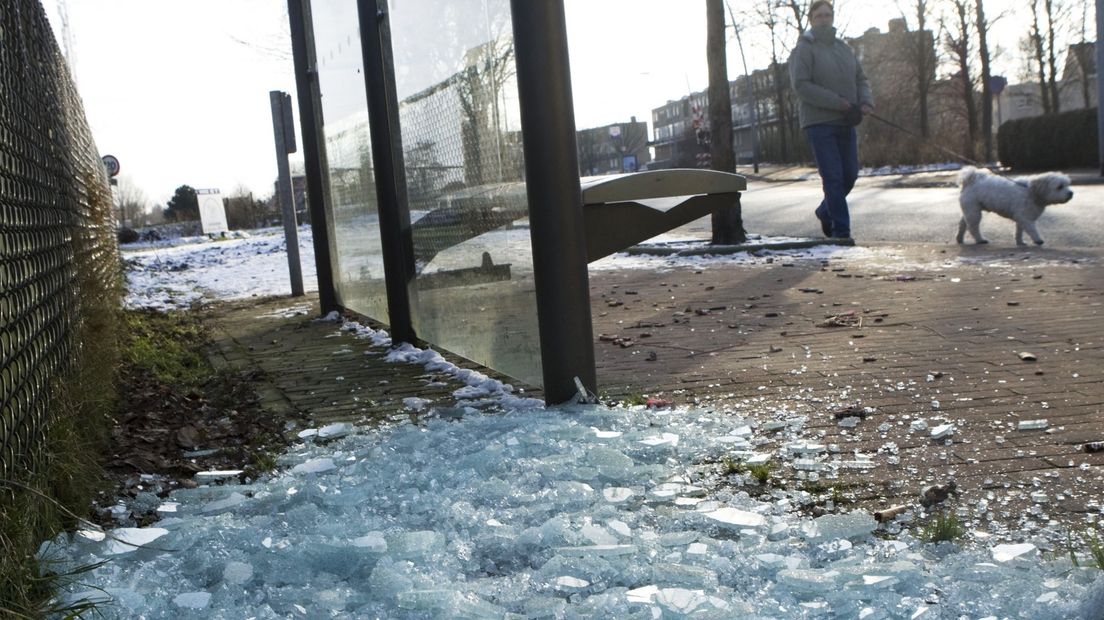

{"left": 37, "top": 0, "right": 1094, "bottom": 206}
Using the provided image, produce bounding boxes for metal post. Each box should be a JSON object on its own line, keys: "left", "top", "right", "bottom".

{"left": 270, "top": 90, "right": 305, "bottom": 297}
{"left": 357, "top": 0, "right": 416, "bottom": 343}
{"left": 510, "top": 0, "right": 596, "bottom": 404}
{"left": 287, "top": 0, "right": 338, "bottom": 312}
{"left": 1097, "top": 0, "right": 1104, "bottom": 176}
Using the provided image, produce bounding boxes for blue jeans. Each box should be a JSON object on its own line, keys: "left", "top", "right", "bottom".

{"left": 806, "top": 124, "right": 858, "bottom": 238}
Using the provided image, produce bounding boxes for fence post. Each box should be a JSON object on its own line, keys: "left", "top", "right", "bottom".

{"left": 510, "top": 0, "right": 596, "bottom": 404}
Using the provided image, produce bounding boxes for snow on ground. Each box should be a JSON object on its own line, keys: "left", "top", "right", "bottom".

{"left": 860, "top": 162, "right": 963, "bottom": 178}
{"left": 784, "top": 162, "right": 963, "bottom": 182}
{"left": 122, "top": 227, "right": 319, "bottom": 311}
{"left": 62, "top": 225, "right": 1104, "bottom": 618}
{"left": 121, "top": 225, "right": 1082, "bottom": 311}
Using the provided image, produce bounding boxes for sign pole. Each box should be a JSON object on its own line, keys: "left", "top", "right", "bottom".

{"left": 270, "top": 90, "right": 305, "bottom": 297}
{"left": 102, "top": 154, "right": 121, "bottom": 225}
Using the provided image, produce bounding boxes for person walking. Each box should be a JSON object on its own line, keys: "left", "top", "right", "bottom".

{"left": 788, "top": 0, "right": 874, "bottom": 240}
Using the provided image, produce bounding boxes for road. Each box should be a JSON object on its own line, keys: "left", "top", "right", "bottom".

{"left": 679, "top": 176, "right": 1104, "bottom": 248}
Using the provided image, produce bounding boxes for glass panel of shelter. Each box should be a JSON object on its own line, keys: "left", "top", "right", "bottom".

{"left": 312, "top": 1, "right": 390, "bottom": 323}
{"left": 384, "top": 0, "right": 543, "bottom": 388}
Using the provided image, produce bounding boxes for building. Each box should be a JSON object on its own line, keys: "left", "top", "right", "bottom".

{"left": 648, "top": 19, "right": 937, "bottom": 168}
{"left": 650, "top": 91, "right": 709, "bottom": 169}
{"left": 576, "top": 118, "right": 651, "bottom": 176}
{"left": 996, "top": 42, "right": 1097, "bottom": 128}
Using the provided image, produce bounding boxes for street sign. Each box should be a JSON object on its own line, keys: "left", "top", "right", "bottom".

{"left": 990, "top": 75, "right": 1008, "bottom": 96}
{"left": 195, "top": 188, "right": 229, "bottom": 234}
{"left": 102, "top": 154, "right": 120, "bottom": 177}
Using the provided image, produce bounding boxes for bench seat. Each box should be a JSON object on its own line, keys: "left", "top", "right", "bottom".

{"left": 580, "top": 169, "right": 745, "bottom": 261}
{"left": 411, "top": 168, "right": 746, "bottom": 267}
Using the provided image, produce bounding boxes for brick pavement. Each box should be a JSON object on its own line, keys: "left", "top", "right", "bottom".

{"left": 204, "top": 300, "right": 460, "bottom": 427}
{"left": 204, "top": 241, "right": 1104, "bottom": 532}
{"left": 590, "top": 242, "right": 1104, "bottom": 531}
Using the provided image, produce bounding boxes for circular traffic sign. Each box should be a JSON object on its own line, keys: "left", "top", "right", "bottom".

{"left": 102, "top": 154, "right": 120, "bottom": 177}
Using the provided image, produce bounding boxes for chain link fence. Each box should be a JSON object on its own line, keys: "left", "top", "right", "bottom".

{"left": 1, "top": 1, "right": 121, "bottom": 487}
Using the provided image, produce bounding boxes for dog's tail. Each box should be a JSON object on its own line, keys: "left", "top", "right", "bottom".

{"left": 957, "top": 166, "right": 987, "bottom": 188}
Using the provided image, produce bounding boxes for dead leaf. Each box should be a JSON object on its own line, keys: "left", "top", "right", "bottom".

{"left": 176, "top": 425, "right": 200, "bottom": 449}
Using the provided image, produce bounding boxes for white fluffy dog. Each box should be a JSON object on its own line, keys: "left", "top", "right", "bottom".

{"left": 956, "top": 166, "right": 1074, "bottom": 246}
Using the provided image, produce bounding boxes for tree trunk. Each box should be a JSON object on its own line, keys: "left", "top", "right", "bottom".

{"left": 915, "top": 0, "right": 931, "bottom": 138}
{"left": 759, "top": 0, "right": 790, "bottom": 162}
{"left": 772, "top": 63, "right": 792, "bottom": 161}
{"left": 706, "top": 0, "right": 746, "bottom": 244}
{"left": 784, "top": 0, "right": 807, "bottom": 37}
{"left": 951, "top": 0, "right": 977, "bottom": 160}
{"left": 1042, "top": 0, "right": 1061, "bottom": 113}
{"left": 974, "top": 0, "right": 993, "bottom": 163}
{"left": 1029, "top": 0, "right": 1053, "bottom": 115}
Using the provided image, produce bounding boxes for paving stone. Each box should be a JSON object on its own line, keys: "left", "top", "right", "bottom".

{"left": 590, "top": 244, "right": 1103, "bottom": 526}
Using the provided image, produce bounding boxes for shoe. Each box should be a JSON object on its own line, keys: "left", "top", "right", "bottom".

{"left": 815, "top": 211, "right": 831, "bottom": 237}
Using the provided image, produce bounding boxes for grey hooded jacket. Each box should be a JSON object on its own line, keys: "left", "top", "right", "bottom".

{"left": 788, "top": 26, "right": 873, "bottom": 128}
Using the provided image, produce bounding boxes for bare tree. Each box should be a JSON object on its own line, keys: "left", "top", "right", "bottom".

{"left": 456, "top": 36, "right": 516, "bottom": 186}
{"left": 1071, "top": 1, "right": 1093, "bottom": 108}
{"left": 943, "top": 0, "right": 978, "bottom": 160}
{"left": 726, "top": 0, "right": 761, "bottom": 172}
{"left": 706, "top": 0, "right": 745, "bottom": 244}
{"left": 1028, "top": 0, "right": 1053, "bottom": 114}
{"left": 146, "top": 204, "right": 165, "bottom": 226}
{"left": 114, "top": 175, "right": 148, "bottom": 228}
{"left": 974, "top": 0, "right": 994, "bottom": 162}
{"left": 224, "top": 184, "right": 260, "bottom": 230}
{"left": 758, "top": 0, "right": 792, "bottom": 161}
{"left": 1042, "top": 0, "right": 1061, "bottom": 113}
{"left": 781, "top": 0, "right": 810, "bottom": 39}
{"left": 576, "top": 129, "right": 614, "bottom": 176}
{"left": 910, "top": 0, "right": 935, "bottom": 136}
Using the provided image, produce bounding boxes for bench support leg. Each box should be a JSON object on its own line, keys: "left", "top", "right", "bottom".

{"left": 710, "top": 192, "right": 746, "bottom": 245}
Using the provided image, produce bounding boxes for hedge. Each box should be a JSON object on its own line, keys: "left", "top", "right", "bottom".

{"left": 998, "top": 107, "right": 1099, "bottom": 170}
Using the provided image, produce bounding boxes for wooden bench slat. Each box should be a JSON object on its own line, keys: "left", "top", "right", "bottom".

{"left": 581, "top": 169, "right": 746, "bottom": 205}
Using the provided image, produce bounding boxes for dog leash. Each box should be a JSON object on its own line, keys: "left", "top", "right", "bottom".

{"left": 865, "top": 112, "right": 987, "bottom": 168}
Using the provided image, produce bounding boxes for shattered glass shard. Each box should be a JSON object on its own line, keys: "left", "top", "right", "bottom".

{"left": 704, "top": 507, "right": 767, "bottom": 528}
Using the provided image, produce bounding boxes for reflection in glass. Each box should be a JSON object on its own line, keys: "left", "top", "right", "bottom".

{"left": 313, "top": 1, "right": 389, "bottom": 323}
{"left": 388, "top": 0, "right": 542, "bottom": 387}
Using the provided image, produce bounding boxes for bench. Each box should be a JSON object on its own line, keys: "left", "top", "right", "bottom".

{"left": 579, "top": 169, "right": 746, "bottom": 262}
{"left": 410, "top": 169, "right": 747, "bottom": 278}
